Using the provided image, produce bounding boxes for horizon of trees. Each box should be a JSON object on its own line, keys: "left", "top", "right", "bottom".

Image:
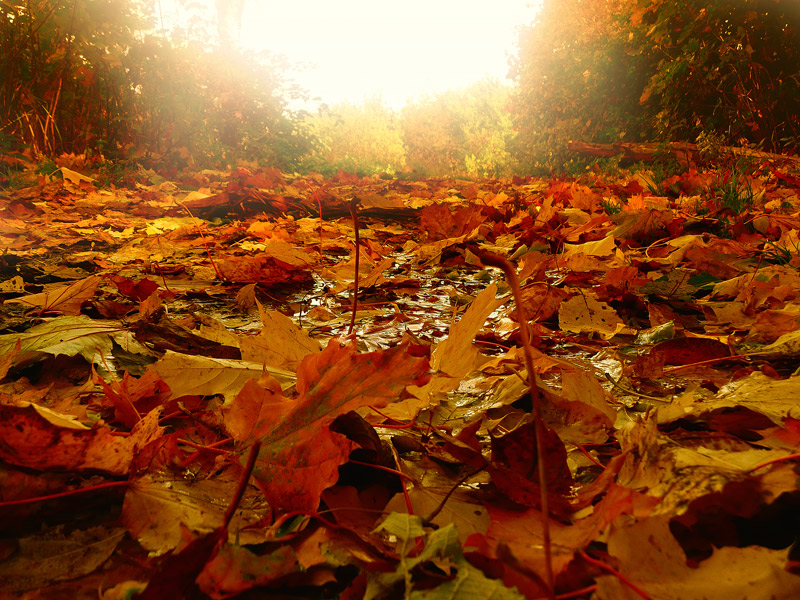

{"left": 1, "top": 0, "right": 798, "bottom": 181}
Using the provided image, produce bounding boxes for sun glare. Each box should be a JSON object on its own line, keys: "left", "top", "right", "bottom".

{"left": 238, "top": 0, "right": 539, "bottom": 110}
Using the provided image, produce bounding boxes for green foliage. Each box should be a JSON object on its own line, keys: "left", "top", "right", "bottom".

{"left": 762, "top": 240, "right": 798, "bottom": 266}
{"left": 402, "top": 80, "right": 516, "bottom": 178}
{"left": 35, "top": 158, "right": 58, "bottom": 178}
{"left": 639, "top": 150, "right": 684, "bottom": 195}
{"left": 600, "top": 197, "right": 623, "bottom": 215}
{"left": 0, "top": 0, "right": 312, "bottom": 172}
{"left": 299, "top": 98, "right": 406, "bottom": 176}
{"left": 704, "top": 157, "right": 758, "bottom": 215}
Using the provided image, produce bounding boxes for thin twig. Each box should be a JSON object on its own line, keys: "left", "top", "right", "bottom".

{"left": 174, "top": 199, "right": 224, "bottom": 280}
{"left": 0, "top": 480, "right": 128, "bottom": 507}
{"left": 220, "top": 441, "right": 261, "bottom": 533}
{"left": 421, "top": 464, "right": 487, "bottom": 526}
{"left": 604, "top": 373, "right": 669, "bottom": 402}
{"left": 579, "top": 550, "right": 651, "bottom": 599}
{"left": 311, "top": 185, "right": 324, "bottom": 256}
{"left": 347, "top": 198, "right": 360, "bottom": 336}
{"left": 471, "top": 248, "right": 555, "bottom": 598}
{"left": 748, "top": 451, "right": 800, "bottom": 473}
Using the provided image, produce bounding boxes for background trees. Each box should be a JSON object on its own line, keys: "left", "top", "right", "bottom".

{"left": 403, "top": 80, "right": 515, "bottom": 178}
{"left": 1, "top": 0, "right": 798, "bottom": 178}
{"left": 0, "top": 0, "right": 311, "bottom": 171}
{"left": 511, "top": 0, "right": 800, "bottom": 172}
{"left": 300, "top": 98, "right": 406, "bottom": 177}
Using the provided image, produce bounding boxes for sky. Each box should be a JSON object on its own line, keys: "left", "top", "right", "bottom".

{"left": 236, "top": 0, "right": 540, "bottom": 110}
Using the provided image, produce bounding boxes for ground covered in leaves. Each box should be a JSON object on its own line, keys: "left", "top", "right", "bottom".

{"left": 2, "top": 159, "right": 800, "bottom": 599}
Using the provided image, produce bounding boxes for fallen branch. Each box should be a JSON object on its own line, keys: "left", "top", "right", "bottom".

{"left": 567, "top": 140, "right": 800, "bottom": 169}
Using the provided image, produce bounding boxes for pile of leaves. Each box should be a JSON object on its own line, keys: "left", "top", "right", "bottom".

{"left": 2, "top": 157, "right": 800, "bottom": 599}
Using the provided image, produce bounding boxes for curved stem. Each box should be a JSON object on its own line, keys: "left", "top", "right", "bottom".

{"left": 347, "top": 198, "right": 360, "bottom": 336}
{"left": 472, "top": 247, "right": 554, "bottom": 598}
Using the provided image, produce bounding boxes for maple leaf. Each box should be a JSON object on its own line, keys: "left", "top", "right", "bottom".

{"left": 0, "top": 405, "right": 163, "bottom": 476}
{"left": 229, "top": 339, "right": 430, "bottom": 513}
{"left": 596, "top": 515, "right": 800, "bottom": 600}
{"left": 488, "top": 421, "right": 573, "bottom": 516}
{"left": 239, "top": 301, "right": 322, "bottom": 371}
{"left": 4, "top": 275, "right": 101, "bottom": 315}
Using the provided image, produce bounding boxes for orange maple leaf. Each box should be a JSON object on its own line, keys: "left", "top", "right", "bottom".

{"left": 227, "top": 339, "right": 430, "bottom": 513}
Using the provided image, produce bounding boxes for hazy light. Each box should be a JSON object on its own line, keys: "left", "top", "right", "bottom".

{"left": 239, "top": 1, "right": 539, "bottom": 110}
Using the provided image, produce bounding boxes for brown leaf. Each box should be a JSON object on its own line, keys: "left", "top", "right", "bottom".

{"left": 0, "top": 405, "right": 163, "bottom": 475}
{"left": 197, "top": 544, "right": 299, "bottom": 599}
{"left": 0, "top": 525, "right": 124, "bottom": 592}
{"left": 247, "top": 339, "right": 430, "bottom": 513}
{"left": 4, "top": 275, "right": 101, "bottom": 315}
{"left": 595, "top": 515, "right": 800, "bottom": 600}
{"left": 489, "top": 421, "right": 573, "bottom": 516}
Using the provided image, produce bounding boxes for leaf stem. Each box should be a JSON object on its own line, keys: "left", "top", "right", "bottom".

{"left": 347, "top": 198, "right": 360, "bottom": 336}
{"left": 472, "top": 247, "right": 555, "bottom": 598}
{"left": 221, "top": 441, "right": 261, "bottom": 533}
{"left": 0, "top": 480, "right": 128, "bottom": 507}
{"left": 579, "top": 550, "right": 651, "bottom": 599}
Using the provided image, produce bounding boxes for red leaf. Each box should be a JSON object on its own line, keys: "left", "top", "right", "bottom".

{"left": 235, "top": 339, "right": 430, "bottom": 513}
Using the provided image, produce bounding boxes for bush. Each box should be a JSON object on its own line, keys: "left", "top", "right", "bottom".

{"left": 512, "top": 0, "right": 800, "bottom": 173}
{"left": 402, "top": 80, "right": 516, "bottom": 178}
{"left": 0, "top": 0, "right": 312, "bottom": 172}
{"left": 299, "top": 98, "right": 406, "bottom": 177}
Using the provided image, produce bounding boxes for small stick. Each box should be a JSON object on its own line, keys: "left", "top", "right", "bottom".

{"left": 421, "top": 464, "right": 487, "bottom": 526}
{"left": 579, "top": 550, "right": 651, "bottom": 599}
{"left": 221, "top": 441, "right": 261, "bottom": 533}
{"left": 310, "top": 185, "right": 324, "bottom": 256}
{"left": 174, "top": 199, "right": 223, "bottom": 280}
{"left": 472, "top": 247, "right": 555, "bottom": 598}
{"left": 347, "top": 198, "right": 360, "bottom": 336}
{"left": 0, "top": 480, "right": 128, "bottom": 507}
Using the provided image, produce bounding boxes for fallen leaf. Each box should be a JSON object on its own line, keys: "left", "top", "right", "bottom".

{"left": 123, "top": 472, "right": 270, "bottom": 555}
{"left": 558, "top": 292, "right": 630, "bottom": 340}
{"left": 0, "top": 405, "right": 163, "bottom": 475}
{"left": 250, "top": 339, "right": 430, "bottom": 513}
{"left": 595, "top": 515, "right": 800, "bottom": 600}
{"left": 0, "top": 525, "right": 124, "bottom": 592}
{"left": 4, "top": 275, "right": 102, "bottom": 315}
{"left": 239, "top": 301, "right": 321, "bottom": 370}
{"left": 151, "top": 350, "right": 296, "bottom": 403}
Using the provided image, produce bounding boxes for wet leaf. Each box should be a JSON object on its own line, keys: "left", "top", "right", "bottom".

{"left": 0, "top": 405, "right": 163, "bottom": 475}
{"left": 596, "top": 516, "right": 800, "bottom": 600}
{"left": 0, "top": 525, "right": 124, "bottom": 592}
{"left": 5, "top": 275, "right": 101, "bottom": 315}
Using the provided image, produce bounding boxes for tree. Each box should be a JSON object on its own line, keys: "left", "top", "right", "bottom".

{"left": 300, "top": 98, "right": 406, "bottom": 176}
{"left": 402, "top": 80, "right": 516, "bottom": 178}
{"left": 634, "top": 0, "right": 800, "bottom": 152}
{"left": 0, "top": 0, "right": 311, "bottom": 171}
{"left": 511, "top": 0, "right": 646, "bottom": 173}
{"left": 511, "top": 0, "right": 800, "bottom": 173}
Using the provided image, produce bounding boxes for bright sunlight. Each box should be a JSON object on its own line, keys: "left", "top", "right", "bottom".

{"left": 239, "top": 0, "right": 539, "bottom": 109}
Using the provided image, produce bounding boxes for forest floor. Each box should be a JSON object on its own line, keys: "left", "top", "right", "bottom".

{"left": 2, "top": 156, "right": 800, "bottom": 599}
